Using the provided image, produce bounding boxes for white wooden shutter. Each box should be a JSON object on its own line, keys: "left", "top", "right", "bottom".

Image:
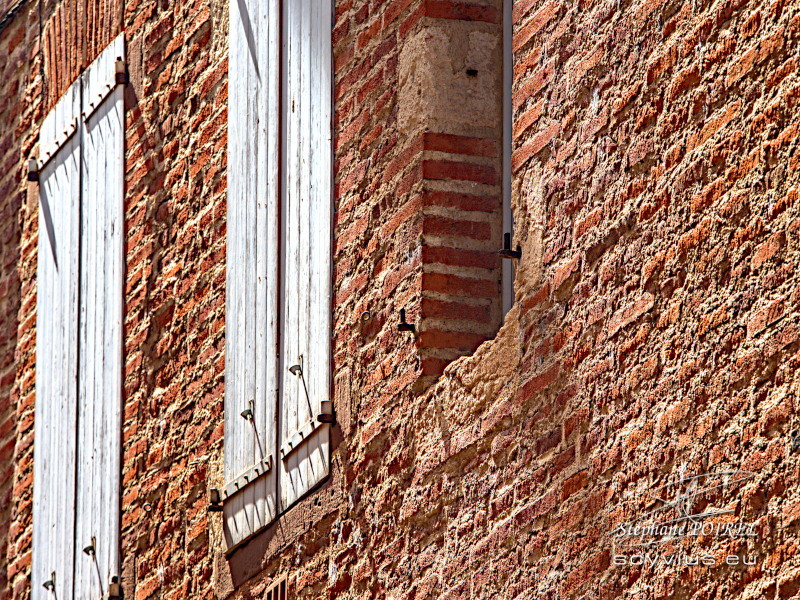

{"left": 72, "top": 34, "right": 125, "bottom": 600}
{"left": 32, "top": 80, "right": 82, "bottom": 600}
{"left": 225, "top": 0, "right": 281, "bottom": 548}
{"left": 279, "top": 0, "right": 333, "bottom": 511}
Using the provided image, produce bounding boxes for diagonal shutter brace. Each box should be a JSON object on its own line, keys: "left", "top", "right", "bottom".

{"left": 81, "top": 65, "right": 128, "bottom": 121}
{"left": 82, "top": 536, "right": 104, "bottom": 593}
{"left": 37, "top": 115, "right": 80, "bottom": 172}
{"left": 214, "top": 402, "right": 275, "bottom": 502}
{"left": 280, "top": 357, "right": 336, "bottom": 460}
{"left": 280, "top": 417, "right": 327, "bottom": 461}
{"left": 82, "top": 537, "right": 124, "bottom": 599}
{"left": 240, "top": 399, "right": 267, "bottom": 461}
{"left": 34, "top": 56, "right": 128, "bottom": 177}
{"left": 288, "top": 356, "right": 314, "bottom": 419}
{"left": 288, "top": 357, "right": 335, "bottom": 424}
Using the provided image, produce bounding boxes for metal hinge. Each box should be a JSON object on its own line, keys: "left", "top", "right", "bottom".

{"left": 109, "top": 576, "right": 123, "bottom": 600}
{"left": 115, "top": 58, "right": 128, "bottom": 85}
{"left": 397, "top": 308, "right": 415, "bottom": 332}
{"left": 27, "top": 158, "right": 39, "bottom": 182}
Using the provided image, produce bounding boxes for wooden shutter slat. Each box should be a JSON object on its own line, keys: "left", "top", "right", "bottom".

{"left": 261, "top": 0, "right": 281, "bottom": 527}
{"left": 73, "top": 34, "right": 125, "bottom": 600}
{"left": 281, "top": 0, "right": 300, "bottom": 510}
{"left": 242, "top": 0, "right": 258, "bottom": 532}
{"left": 307, "top": 0, "right": 333, "bottom": 496}
{"left": 298, "top": 0, "right": 314, "bottom": 500}
{"left": 280, "top": 0, "right": 332, "bottom": 512}
{"left": 298, "top": 0, "right": 313, "bottom": 500}
{"left": 225, "top": 0, "right": 280, "bottom": 549}
{"left": 229, "top": 0, "right": 246, "bottom": 545}
{"left": 33, "top": 80, "right": 81, "bottom": 600}
{"left": 252, "top": 0, "right": 267, "bottom": 474}
{"left": 226, "top": 0, "right": 248, "bottom": 541}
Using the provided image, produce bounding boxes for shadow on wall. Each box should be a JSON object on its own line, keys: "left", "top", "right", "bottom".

{"left": 117, "top": 10, "right": 229, "bottom": 593}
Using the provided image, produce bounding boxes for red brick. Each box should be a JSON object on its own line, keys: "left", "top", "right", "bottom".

{"left": 422, "top": 159, "right": 499, "bottom": 186}
{"left": 421, "top": 297, "right": 491, "bottom": 323}
{"left": 421, "top": 190, "right": 499, "bottom": 213}
{"left": 752, "top": 230, "right": 785, "bottom": 269}
{"left": 421, "top": 272, "right": 498, "bottom": 298}
{"left": 424, "top": 216, "right": 492, "bottom": 241}
{"left": 421, "top": 246, "right": 499, "bottom": 270}
{"left": 418, "top": 329, "right": 488, "bottom": 352}
{"left": 561, "top": 470, "right": 588, "bottom": 501}
{"left": 423, "top": 1, "right": 500, "bottom": 24}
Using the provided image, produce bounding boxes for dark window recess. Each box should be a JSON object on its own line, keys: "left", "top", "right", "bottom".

{"left": 266, "top": 578, "right": 288, "bottom": 600}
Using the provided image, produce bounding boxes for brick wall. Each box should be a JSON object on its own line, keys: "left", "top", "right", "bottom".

{"left": 0, "top": 4, "right": 41, "bottom": 598}
{"left": 334, "top": 0, "right": 506, "bottom": 388}
{"left": 1, "top": 0, "right": 800, "bottom": 599}
{"left": 40, "top": 0, "right": 124, "bottom": 107}
{"left": 220, "top": 0, "right": 800, "bottom": 597}
{"left": 118, "top": 0, "right": 229, "bottom": 597}
{"left": 494, "top": 0, "right": 800, "bottom": 593}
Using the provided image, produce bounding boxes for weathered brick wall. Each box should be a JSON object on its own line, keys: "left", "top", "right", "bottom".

{"left": 118, "top": 0, "right": 229, "bottom": 598}
{"left": 39, "top": 0, "right": 124, "bottom": 107}
{"left": 2, "top": 0, "right": 800, "bottom": 598}
{"left": 224, "top": 0, "right": 800, "bottom": 597}
{"left": 0, "top": 4, "right": 41, "bottom": 598}
{"left": 494, "top": 0, "right": 800, "bottom": 594}
{"left": 216, "top": 0, "right": 800, "bottom": 598}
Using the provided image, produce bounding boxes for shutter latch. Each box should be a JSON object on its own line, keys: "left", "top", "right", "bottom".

{"left": 289, "top": 356, "right": 315, "bottom": 419}
{"left": 208, "top": 488, "right": 224, "bottom": 512}
{"left": 42, "top": 572, "right": 56, "bottom": 592}
{"left": 499, "top": 232, "right": 521, "bottom": 259}
{"left": 397, "top": 309, "right": 415, "bottom": 333}
{"left": 83, "top": 536, "right": 104, "bottom": 591}
{"left": 241, "top": 399, "right": 267, "bottom": 460}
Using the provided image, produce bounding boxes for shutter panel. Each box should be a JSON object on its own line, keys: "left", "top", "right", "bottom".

{"left": 225, "top": 0, "right": 281, "bottom": 548}
{"left": 73, "top": 34, "right": 125, "bottom": 599}
{"left": 32, "top": 81, "right": 81, "bottom": 600}
{"left": 280, "top": 0, "right": 333, "bottom": 511}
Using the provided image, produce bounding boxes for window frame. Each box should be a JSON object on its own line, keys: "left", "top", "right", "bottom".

{"left": 502, "top": 0, "right": 515, "bottom": 319}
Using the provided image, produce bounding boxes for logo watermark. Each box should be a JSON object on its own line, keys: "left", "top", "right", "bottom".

{"left": 612, "top": 468, "right": 759, "bottom": 567}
